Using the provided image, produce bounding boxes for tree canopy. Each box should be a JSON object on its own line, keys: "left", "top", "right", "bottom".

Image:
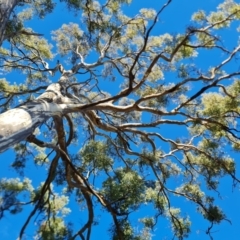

{"left": 1, "top": 0, "right": 240, "bottom": 239}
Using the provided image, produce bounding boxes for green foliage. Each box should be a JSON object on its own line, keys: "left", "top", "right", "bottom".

{"left": 2, "top": 0, "right": 240, "bottom": 239}
{"left": 52, "top": 23, "right": 84, "bottom": 56}
{"left": 0, "top": 178, "right": 33, "bottom": 217}
{"left": 5, "top": 20, "right": 23, "bottom": 36}
{"left": 37, "top": 217, "right": 73, "bottom": 240}
{"left": 33, "top": 0, "right": 56, "bottom": 18}
{"left": 167, "top": 208, "right": 191, "bottom": 239}
{"left": 202, "top": 205, "right": 225, "bottom": 223}
{"left": 102, "top": 168, "right": 144, "bottom": 213}
{"left": 192, "top": 10, "right": 206, "bottom": 23}
{"left": 80, "top": 140, "right": 113, "bottom": 171}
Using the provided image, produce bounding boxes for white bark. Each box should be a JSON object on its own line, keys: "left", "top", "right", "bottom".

{"left": 0, "top": 100, "right": 64, "bottom": 152}
{"left": 0, "top": 82, "right": 70, "bottom": 153}
{"left": 0, "top": 79, "right": 124, "bottom": 153}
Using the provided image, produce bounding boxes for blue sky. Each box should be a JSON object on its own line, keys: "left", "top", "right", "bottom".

{"left": 1, "top": 0, "right": 240, "bottom": 239}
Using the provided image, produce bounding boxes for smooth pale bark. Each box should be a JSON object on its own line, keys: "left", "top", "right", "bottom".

{"left": 0, "top": 82, "right": 70, "bottom": 152}
{"left": 0, "top": 101, "right": 64, "bottom": 152}
{"left": 0, "top": 77, "right": 121, "bottom": 152}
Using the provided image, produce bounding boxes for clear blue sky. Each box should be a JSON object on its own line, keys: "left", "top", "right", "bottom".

{"left": 1, "top": 0, "right": 240, "bottom": 239}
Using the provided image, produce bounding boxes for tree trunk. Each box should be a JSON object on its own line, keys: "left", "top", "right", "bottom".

{"left": 0, "top": 82, "right": 69, "bottom": 152}
{"left": 0, "top": 101, "right": 64, "bottom": 152}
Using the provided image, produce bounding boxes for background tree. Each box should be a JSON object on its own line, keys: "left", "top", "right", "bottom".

{"left": 1, "top": 0, "right": 240, "bottom": 239}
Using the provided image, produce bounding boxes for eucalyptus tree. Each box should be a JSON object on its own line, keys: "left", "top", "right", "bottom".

{"left": 1, "top": 0, "right": 240, "bottom": 239}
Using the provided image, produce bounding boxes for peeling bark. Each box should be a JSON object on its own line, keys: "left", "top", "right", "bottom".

{"left": 0, "top": 82, "right": 69, "bottom": 152}
{"left": 0, "top": 74, "right": 138, "bottom": 153}
{"left": 0, "top": 100, "right": 64, "bottom": 152}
